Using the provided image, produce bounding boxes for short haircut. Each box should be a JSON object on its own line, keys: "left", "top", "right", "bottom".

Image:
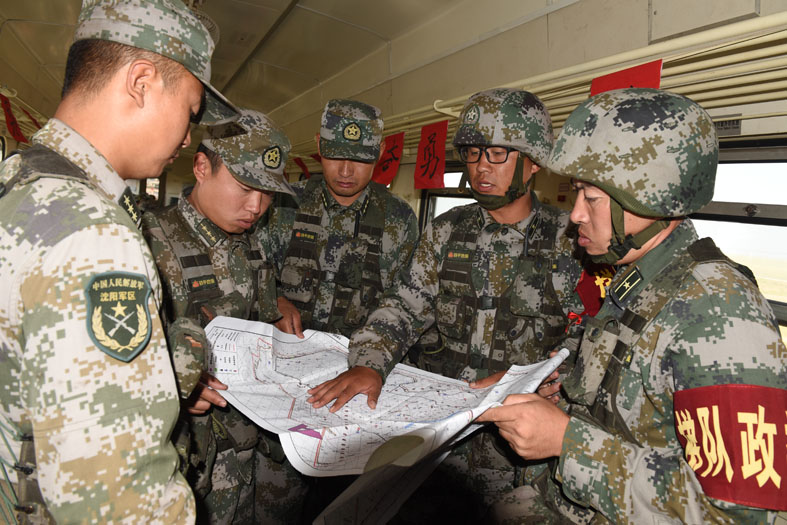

{"left": 196, "top": 143, "right": 223, "bottom": 172}
{"left": 61, "top": 39, "right": 187, "bottom": 99}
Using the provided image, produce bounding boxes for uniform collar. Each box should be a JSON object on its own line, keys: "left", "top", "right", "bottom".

{"left": 478, "top": 193, "right": 540, "bottom": 239}
{"left": 607, "top": 220, "right": 698, "bottom": 310}
{"left": 320, "top": 178, "right": 371, "bottom": 214}
{"left": 178, "top": 187, "right": 229, "bottom": 248}
{"left": 34, "top": 118, "right": 142, "bottom": 225}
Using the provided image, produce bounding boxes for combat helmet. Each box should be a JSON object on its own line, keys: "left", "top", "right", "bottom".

{"left": 453, "top": 88, "right": 553, "bottom": 209}
{"left": 201, "top": 109, "right": 294, "bottom": 195}
{"left": 549, "top": 88, "right": 718, "bottom": 263}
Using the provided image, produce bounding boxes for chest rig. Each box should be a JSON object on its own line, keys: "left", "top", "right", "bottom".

{"left": 155, "top": 205, "right": 279, "bottom": 326}
{"left": 423, "top": 205, "right": 569, "bottom": 379}
{"left": 562, "top": 237, "right": 757, "bottom": 443}
{"left": 279, "top": 177, "right": 386, "bottom": 337}
{"left": 1, "top": 144, "right": 145, "bottom": 524}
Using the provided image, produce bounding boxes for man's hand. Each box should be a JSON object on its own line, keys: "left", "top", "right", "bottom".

{"left": 469, "top": 370, "right": 505, "bottom": 389}
{"left": 307, "top": 366, "right": 382, "bottom": 412}
{"left": 275, "top": 296, "right": 304, "bottom": 338}
{"left": 476, "top": 393, "right": 569, "bottom": 459}
{"left": 537, "top": 370, "right": 561, "bottom": 404}
{"left": 185, "top": 372, "right": 228, "bottom": 415}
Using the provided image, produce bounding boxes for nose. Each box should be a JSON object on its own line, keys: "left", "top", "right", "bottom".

{"left": 338, "top": 160, "right": 354, "bottom": 177}
{"left": 476, "top": 151, "right": 492, "bottom": 172}
{"left": 182, "top": 127, "right": 192, "bottom": 149}
{"left": 246, "top": 191, "right": 263, "bottom": 215}
{"left": 569, "top": 194, "right": 587, "bottom": 225}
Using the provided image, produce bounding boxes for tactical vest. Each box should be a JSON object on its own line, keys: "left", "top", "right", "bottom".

{"left": 419, "top": 204, "right": 570, "bottom": 378}
{"left": 154, "top": 205, "right": 280, "bottom": 326}
{"left": 0, "top": 144, "right": 126, "bottom": 524}
{"left": 562, "top": 237, "right": 758, "bottom": 442}
{"left": 278, "top": 176, "right": 387, "bottom": 337}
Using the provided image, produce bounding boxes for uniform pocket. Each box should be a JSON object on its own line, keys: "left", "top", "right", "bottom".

{"left": 436, "top": 294, "right": 469, "bottom": 340}
{"left": 279, "top": 265, "right": 315, "bottom": 304}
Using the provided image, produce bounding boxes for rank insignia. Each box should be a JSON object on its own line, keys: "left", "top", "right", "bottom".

{"left": 343, "top": 122, "right": 362, "bottom": 141}
{"left": 119, "top": 186, "right": 141, "bottom": 226}
{"left": 198, "top": 220, "right": 221, "bottom": 246}
{"left": 263, "top": 146, "right": 281, "bottom": 169}
{"left": 86, "top": 272, "right": 152, "bottom": 362}
{"left": 464, "top": 104, "right": 480, "bottom": 124}
{"left": 613, "top": 267, "right": 642, "bottom": 301}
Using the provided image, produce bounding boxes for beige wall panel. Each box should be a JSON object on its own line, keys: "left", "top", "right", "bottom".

{"left": 650, "top": 0, "right": 759, "bottom": 42}
{"left": 389, "top": 17, "right": 550, "bottom": 115}
{"left": 761, "top": 0, "right": 787, "bottom": 14}
{"left": 546, "top": 0, "right": 649, "bottom": 71}
{"left": 389, "top": 163, "right": 421, "bottom": 215}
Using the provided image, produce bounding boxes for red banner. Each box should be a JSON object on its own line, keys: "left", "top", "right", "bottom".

{"left": 0, "top": 94, "right": 28, "bottom": 143}
{"left": 293, "top": 157, "right": 311, "bottom": 179}
{"left": 674, "top": 384, "right": 787, "bottom": 510}
{"left": 414, "top": 120, "right": 447, "bottom": 189}
{"left": 310, "top": 154, "right": 321, "bottom": 164}
{"left": 590, "top": 60, "right": 663, "bottom": 96}
{"left": 372, "top": 132, "right": 404, "bottom": 186}
{"left": 20, "top": 107, "right": 41, "bottom": 129}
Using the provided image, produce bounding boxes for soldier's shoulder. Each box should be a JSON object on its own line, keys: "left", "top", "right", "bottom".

{"left": 376, "top": 187, "right": 416, "bottom": 221}
{"left": 538, "top": 200, "right": 572, "bottom": 225}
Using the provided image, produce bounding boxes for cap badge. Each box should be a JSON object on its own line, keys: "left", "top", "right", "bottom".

{"left": 263, "top": 146, "right": 281, "bottom": 169}
{"left": 464, "top": 105, "right": 480, "bottom": 124}
{"left": 343, "top": 122, "right": 362, "bottom": 141}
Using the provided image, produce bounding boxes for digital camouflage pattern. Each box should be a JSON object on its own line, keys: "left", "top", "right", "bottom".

{"left": 202, "top": 109, "right": 294, "bottom": 194}
{"left": 349, "top": 198, "right": 583, "bottom": 515}
{"left": 143, "top": 192, "right": 307, "bottom": 524}
{"left": 549, "top": 88, "right": 717, "bottom": 217}
{"left": 75, "top": 0, "right": 239, "bottom": 125}
{"left": 319, "top": 99, "right": 383, "bottom": 162}
{"left": 260, "top": 176, "right": 419, "bottom": 338}
{"left": 453, "top": 88, "right": 553, "bottom": 167}
{"left": 0, "top": 118, "right": 195, "bottom": 523}
{"left": 492, "top": 221, "right": 787, "bottom": 524}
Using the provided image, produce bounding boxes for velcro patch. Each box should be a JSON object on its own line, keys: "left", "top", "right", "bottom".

{"left": 86, "top": 272, "right": 152, "bottom": 362}
{"left": 294, "top": 230, "right": 316, "bottom": 242}
{"left": 674, "top": 384, "right": 787, "bottom": 510}
{"left": 188, "top": 275, "right": 218, "bottom": 291}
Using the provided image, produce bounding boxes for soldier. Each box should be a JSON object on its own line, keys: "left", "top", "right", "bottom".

{"left": 142, "top": 109, "right": 307, "bottom": 523}
{"left": 478, "top": 88, "right": 787, "bottom": 523}
{"left": 260, "top": 98, "right": 418, "bottom": 340}
{"left": 308, "top": 88, "right": 583, "bottom": 519}
{"left": 0, "top": 0, "right": 237, "bottom": 522}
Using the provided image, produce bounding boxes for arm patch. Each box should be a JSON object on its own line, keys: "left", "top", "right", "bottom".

{"left": 674, "top": 384, "right": 787, "bottom": 510}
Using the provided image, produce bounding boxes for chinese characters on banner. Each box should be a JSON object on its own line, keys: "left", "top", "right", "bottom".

{"left": 673, "top": 384, "right": 787, "bottom": 510}
{"left": 372, "top": 132, "right": 405, "bottom": 186}
{"left": 414, "top": 120, "right": 448, "bottom": 189}
{"left": 590, "top": 59, "right": 663, "bottom": 96}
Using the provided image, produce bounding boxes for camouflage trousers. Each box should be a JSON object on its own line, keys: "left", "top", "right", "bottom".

{"left": 489, "top": 480, "right": 597, "bottom": 524}
{"left": 254, "top": 432, "right": 310, "bottom": 524}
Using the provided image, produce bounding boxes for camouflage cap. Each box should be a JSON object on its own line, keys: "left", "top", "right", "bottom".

{"left": 452, "top": 88, "right": 553, "bottom": 167}
{"left": 75, "top": 0, "right": 239, "bottom": 125}
{"left": 319, "top": 99, "right": 383, "bottom": 162}
{"left": 202, "top": 109, "right": 294, "bottom": 195}
{"left": 549, "top": 88, "right": 718, "bottom": 217}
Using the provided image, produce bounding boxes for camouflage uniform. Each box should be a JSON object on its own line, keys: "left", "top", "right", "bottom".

{"left": 0, "top": 0, "right": 237, "bottom": 522}
{"left": 492, "top": 89, "right": 787, "bottom": 523}
{"left": 349, "top": 89, "right": 583, "bottom": 519}
{"left": 143, "top": 110, "right": 307, "bottom": 524}
{"left": 260, "top": 100, "right": 418, "bottom": 338}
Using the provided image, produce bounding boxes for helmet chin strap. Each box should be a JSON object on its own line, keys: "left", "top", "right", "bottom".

{"left": 460, "top": 155, "right": 530, "bottom": 211}
{"left": 590, "top": 198, "right": 671, "bottom": 264}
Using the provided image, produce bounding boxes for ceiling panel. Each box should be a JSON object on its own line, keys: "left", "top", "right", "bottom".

{"left": 223, "top": 59, "right": 318, "bottom": 112}
{"left": 0, "top": 1, "right": 80, "bottom": 23}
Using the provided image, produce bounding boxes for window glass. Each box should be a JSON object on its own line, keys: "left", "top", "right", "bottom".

{"left": 713, "top": 163, "right": 787, "bottom": 205}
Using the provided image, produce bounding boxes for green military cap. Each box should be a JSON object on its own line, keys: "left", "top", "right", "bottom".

{"left": 319, "top": 99, "right": 383, "bottom": 163}
{"left": 202, "top": 109, "right": 295, "bottom": 195}
{"left": 549, "top": 88, "right": 718, "bottom": 217}
{"left": 453, "top": 88, "right": 553, "bottom": 167}
{"left": 75, "top": 0, "right": 239, "bottom": 125}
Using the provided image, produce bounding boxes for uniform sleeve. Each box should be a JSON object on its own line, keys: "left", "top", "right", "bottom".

{"left": 348, "top": 221, "right": 440, "bottom": 378}
{"left": 20, "top": 223, "right": 194, "bottom": 523}
{"left": 378, "top": 201, "right": 419, "bottom": 289}
{"left": 141, "top": 212, "right": 205, "bottom": 398}
{"left": 556, "top": 264, "right": 786, "bottom": 524}
{"left": 257, "top": 198, "right": 297, "bottom": 277}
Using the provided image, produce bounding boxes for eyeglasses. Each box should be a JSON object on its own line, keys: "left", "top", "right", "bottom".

{"left": 457, "top": 145, "right": 516, "bottom": 164}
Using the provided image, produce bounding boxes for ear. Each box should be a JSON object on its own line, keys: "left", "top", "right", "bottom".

{"left": 193, "top": 151, "right": 211, "bottom": 184}
{"left": 376, "top": 143, "right": 385, "bottom": 164}
{"left": 126, "top": 59, "right": 158, "bottom": 108}
{"left": 315, "top": 132, "right": 322, "bottom": 155}
{"left": 530, "top": 162, "right": 541, "bottom": 175}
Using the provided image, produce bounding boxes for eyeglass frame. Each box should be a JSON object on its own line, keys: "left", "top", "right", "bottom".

{"left": 456, "top": 145, "right": 517, "bottom": 164}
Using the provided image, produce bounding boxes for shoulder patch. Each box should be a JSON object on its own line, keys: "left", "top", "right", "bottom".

{"left": 613, "top": 267, "right": 642, "bottom": 301}
{"left": 674, "top": 384, "right": 787, "bottom": 510}
{"left": 86, "top": 272, "right": 153, "bottom": 362}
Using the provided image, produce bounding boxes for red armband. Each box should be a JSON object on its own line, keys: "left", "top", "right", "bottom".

{"left": 674, "top": 384, "right": 787, "bottom": 510}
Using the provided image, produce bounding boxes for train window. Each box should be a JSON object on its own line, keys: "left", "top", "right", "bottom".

{"left": 690, "top": 160, "right": 787, "bottom": 339}
{"left": 418, "top": 170, "right": 475, "bottom": 230}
